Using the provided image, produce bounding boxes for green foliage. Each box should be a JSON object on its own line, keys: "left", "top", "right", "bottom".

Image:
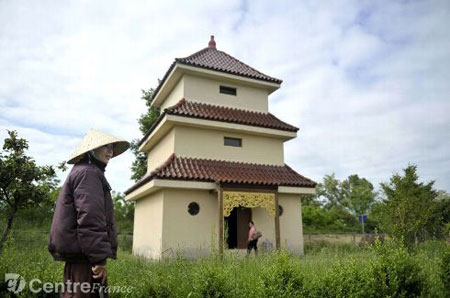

{"left": 413, "top": 241, "right": 449, "bottom": 297}
{"left": 1, "top": 231, "right": 448, "bottom": 298}
{"left": 315, "top": 258, "right": 377, "bottom": 297}
{"left": 144, "top": 275, "right": 173, "bottom": 298}
{"left": 191, "top": 260, "right": 233, "bottom": 298}
{"left": 302, "top": 204, "right": 364, "bottom": 234}
{"left": 111, "top": 191, "right": 134, "bottom": 234}
{"left": 129, "top": 140, "right": 148, "bottom": 182}
{"left": 377, "top": 165, "right": 440, "bottom": 246}
{"left": 316, "top": 173, "right": 341, "bottom": 208}
{"left": 434, "top": 191, "right": 450, "bottom": 238}
{"left": 303, "top": 205, "right": 347, "bottom": 233}
{"left": 130, "top": 88, "right": 160, "bottom": 182}
{"left": 260, "top": 250, "right": 304, "bottom": 297}
{"left": 371, "top": 241, "right": 424, "bottom": 297}
{"left": 340, "top": 174, "right": 377, "bottom": 216}
{"left": 310, "top": 173, "right": 378, "bottom": 235}
{"left": 440, "top": 248, "right": 450, "bottom": 296}
{"left": 0, "top": 231, "right": 63, "bottom": 297}
{"left": 299, "top": 193, "right": 319, "bottom": 206}
{"left": 302, "top": 241, "right": 428, "bottom": 298}
{"left": 0, "top": 130, "right": 58, "bottom": 250}
{"left": 137, "top": 89, "right": 161, "bottom": 135}
{"left": 316, "top": 173, "right": 377, "bottom": 216}
{"left": 304, "top": 240, "right": 363, "bottom": 255}
{"left": 0, "top": 131, "right": 58, "bottom": 209}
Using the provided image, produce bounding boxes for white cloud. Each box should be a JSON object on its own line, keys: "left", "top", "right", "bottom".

{"left": 1, "top": 0, "right": 449, "bottom": 192}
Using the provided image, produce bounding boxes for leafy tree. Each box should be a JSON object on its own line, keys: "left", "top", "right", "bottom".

{"left": 302, "top": 203, "right": 361, "bottom": 234}
{"left": 130, "top": 88, "right": 160, "bottom": 181}
{"left": 316, "top": 173, "right": 341, "bottom": 208}
{"left": 340, "top": 175, "right": 377, "bottom": 217}
{"left": 9, "top": 186, "right": 61, "bottom": 230}
{"left": 308, "top": 174, "right": 379, "bottom": 234}
{"left": 112, "top": 191, "right": 134, "bottom": 222}
{"left": 0, "top": 130, "right": 58, "bottom": 251}
{"left": 112, "top": 191, "right": 135, "bottom": 234}
{"left": 433, "top": 190, "right": 450, "bottom": 238}
{"left": 378, "top": 165, "right": 438, "bottom": 246}
{"left": 340, "top": 175, "right": 377, "bottom": 237}
{"left": 300, "top": 193, "right": 321, "bottom": 207}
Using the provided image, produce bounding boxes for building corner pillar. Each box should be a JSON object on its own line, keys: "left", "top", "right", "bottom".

{"left": 217, "top": 185, "right": 224, "bottom": 259}
{"left": 274, "top": 192, "right": 281, "bottom": 249}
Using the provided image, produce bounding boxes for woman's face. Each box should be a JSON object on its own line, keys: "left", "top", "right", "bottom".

{"left": 93, "top": 144, "right": 114, "bottom": 164}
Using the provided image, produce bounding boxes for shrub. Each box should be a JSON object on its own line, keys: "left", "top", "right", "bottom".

{"left": 412, "top": 241, "right": 448, "bottom": 297}
{"left": 304, "top": 240, "right": 361, "bottom": 256}
{"left": 191, "top": 260, "right": 232, "bottom": 298}
{"left": 440, "top": 247, "right": 450, "bottom": 296}
{"left": 2, "top": 227, "right": 447, "bottom": 298}
{"left": 313, "top": 258, "right": 377, "bottom": 298}
{"left": 260, "top": 250, "right": 304, "bottom": 298}
{"left": 143, "top": 275, "right": 172, "bottom": 298}
{"left": 371, "top": 241, "right": 424, "bottom": 297}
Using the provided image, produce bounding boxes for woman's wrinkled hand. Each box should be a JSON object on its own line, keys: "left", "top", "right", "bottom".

{"left": 92, "top": 264, "right": 107, "bottom": 284}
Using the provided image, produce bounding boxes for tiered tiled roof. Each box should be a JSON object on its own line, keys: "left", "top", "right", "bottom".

{"left": 167, "top": 99, "right": 298, "bottom": 131}
{"left": 175, "top": 48, "right": 282, "bottom": 84}
{"left": 138, "top": 99, "right": 299, "bottom": 147}
{"left": 152, "top": 36, "right": 282, "bottom": 100}
{"left": 124, "top": 154, "right": 316, "bottom": 195}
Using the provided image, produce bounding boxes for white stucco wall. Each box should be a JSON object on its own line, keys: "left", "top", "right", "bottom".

{"left": 278, "top": 193, "right": 304, "bottom": 254}
{"left": 146, "top": 128, "right": 175, "bottom": 173}
{"left": 159, "top": 74, "right": 269, "bottom": 112}
{"left": 252, "top": 207, "right": 276, "bottom": 249}
{"left": 132, "top": 189, "right": 305, "bottom": 259}
{"left": 160, "top": 77, "right": 185, "bottom": 110}
{"left": 132, "top": 190, "right": 164, "bottom": 259}
{"left": 184, "top": 74, "right": 269, "bottom": 112}
{"left": 250, "top": 194, "right": 304, "bottom": 254}
{"left": 143, "top": 124, "right": 286, "bottom": 173}
{"left": 161, "top": 189, "right": 218, "bottom": 258}
{"left": 174, "top": 126, "right": 284, "bottom": 165}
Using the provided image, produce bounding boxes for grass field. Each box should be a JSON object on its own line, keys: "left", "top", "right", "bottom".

{"left": 0, "top": 228, "right": 449, "bottom": 297}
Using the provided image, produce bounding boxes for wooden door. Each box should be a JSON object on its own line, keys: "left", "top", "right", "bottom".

{"left": 236, "top": 207, "right": 252, "bottom": 249}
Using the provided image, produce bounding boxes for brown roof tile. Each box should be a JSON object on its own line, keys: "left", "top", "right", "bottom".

{"left": 167, "top": 99, "right": 298, "bottom": 131}
{"left": 152, "top": 37, "right": 282, "bottom": 101}
{"left": 138, "top": 99, "right": 299, "bottom": 147}
{"left": 175, "top": 47, "right": 282, "bottom": 84}
{"left": 125, "top": 154, "right": 316, "bottom": 195}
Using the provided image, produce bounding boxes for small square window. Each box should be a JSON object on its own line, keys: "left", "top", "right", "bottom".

{"left": 220, "top": 85, "right": 237, "bottom": 96}
{"left": 224, "top": 137, "right": 242, "bottom": 147}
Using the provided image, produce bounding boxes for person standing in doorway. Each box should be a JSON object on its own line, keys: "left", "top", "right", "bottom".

{"left": 247, "top": 221, "right": 259, "bottom": 255}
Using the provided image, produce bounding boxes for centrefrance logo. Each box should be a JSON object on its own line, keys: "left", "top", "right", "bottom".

{"left": 4, "top": 273, "right": 133, "bottom": 294}
{"left": 5, "top": 273, "right": 26, "bottom": 293}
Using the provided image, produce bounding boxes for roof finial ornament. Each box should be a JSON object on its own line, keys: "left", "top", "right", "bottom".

{"left": 208, "top": 35, "right": 216, "bottom": 49}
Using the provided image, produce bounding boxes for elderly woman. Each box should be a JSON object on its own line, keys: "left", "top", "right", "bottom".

{"left": 48, "top": 129, "right": 129, "bottom": 297}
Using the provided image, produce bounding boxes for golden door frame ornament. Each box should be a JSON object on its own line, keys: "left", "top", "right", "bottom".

{"left": 222, "top": 191, "right": 276, "bottom": 217}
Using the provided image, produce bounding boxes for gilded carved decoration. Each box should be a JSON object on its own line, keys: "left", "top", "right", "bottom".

{"left": 223, "top": 191, "right": 276, "bottom": 217}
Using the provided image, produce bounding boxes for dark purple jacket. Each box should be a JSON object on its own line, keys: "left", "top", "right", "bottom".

{"left": 48, "top": 161, "right": 118, "bottom": 265}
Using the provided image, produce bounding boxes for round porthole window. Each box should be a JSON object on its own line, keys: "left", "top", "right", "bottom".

{"left": 278, "top": 205, "right": 284, "bottom": 216}
{"left": 188, "top": 202, "right": 200, "bottom": 216}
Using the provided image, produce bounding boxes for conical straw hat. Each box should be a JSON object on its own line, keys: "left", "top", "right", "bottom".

{"left": 67, "top": 129, "right": 130, "bottom": 164}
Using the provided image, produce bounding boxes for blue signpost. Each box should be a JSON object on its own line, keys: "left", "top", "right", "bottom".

{"left": 358, "top": 215, "right": 367, "bottom": 240}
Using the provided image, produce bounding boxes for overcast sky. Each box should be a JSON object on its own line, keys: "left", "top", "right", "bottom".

{"left": 1, "top": 0, "right": 449, "bottom": 193}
